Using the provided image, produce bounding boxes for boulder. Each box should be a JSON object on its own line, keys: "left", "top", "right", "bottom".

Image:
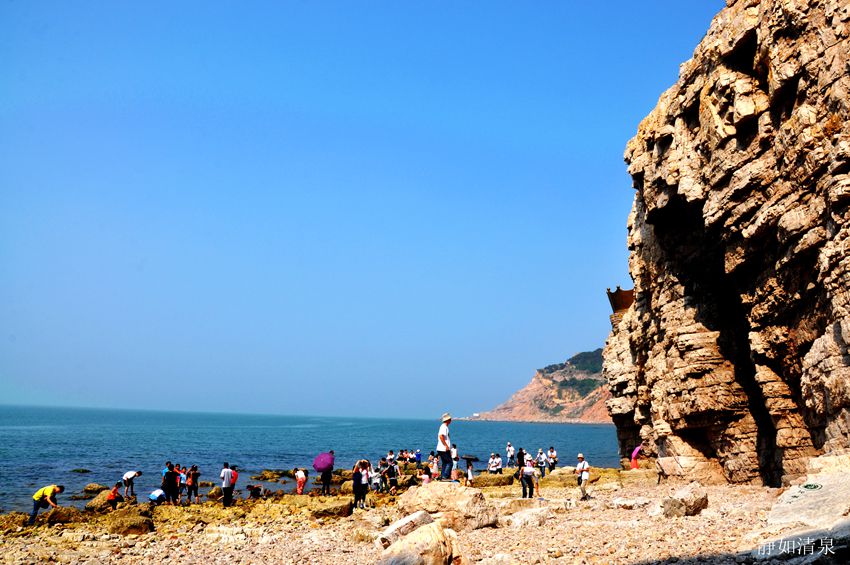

{"left": 307, "top": 499, "right": 352, "bottom": 518}
{"left": 207, "top": 486, "right": 223, "bottom": 500}
{"left": 378, "top": 522, "right": 459, "bottom": 565}
{"left": 46, "top": 506, "right": 85, "bottom": 524}
{"left": 376, "top": 510, "right": 434, "bottom": 549}
{"left": 85, "top": 490, "right": 116, "bottom": 513}
{"left": 339, "top": 481, "right": 354, "bottom": 495}
{"left": 470, "top": 473, "right": 513, "bottom": 488}
{"left": 70, "top": 468, "right": 91, "bottom": 473}
{"left": 199, "top": 481, "right": 215, "bottom": 487}
{"left": 251, "top": 469, "right": 287, "bottom": 481}
{"left": 83, "top": 483, "right": 109, "bottom": 494}
{"left": 500, "top": 506, "right": 551, "bottom": 528}
{"left": 104, "top": 507, "right": 154, "bottom": 535}
{"left": 662, "top": 482, "right": 708, "bottom": 517}
{"left": 397, "top": 482, "right": 497, "bottom": 531}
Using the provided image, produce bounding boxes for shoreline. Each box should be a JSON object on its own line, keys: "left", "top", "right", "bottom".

{"left": 3, "top": 465, "right": 835, "bottom": 564}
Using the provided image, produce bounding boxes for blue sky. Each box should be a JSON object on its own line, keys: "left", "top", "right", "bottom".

{"left": 0, "top": 1, "right": 724, "bottom": 418}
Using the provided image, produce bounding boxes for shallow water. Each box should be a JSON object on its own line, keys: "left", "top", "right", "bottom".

{"left": 0, "top": 405, "right": 618, "bottom": 512}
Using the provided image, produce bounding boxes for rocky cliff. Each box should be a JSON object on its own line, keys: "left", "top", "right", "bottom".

{"left": 604, "top": 0, "right": 850, "bottom": 486}
{"left": 475, "top": 349, "right": 612, "bottom": 423}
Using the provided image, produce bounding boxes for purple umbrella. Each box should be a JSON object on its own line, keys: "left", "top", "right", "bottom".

{"left": 631, "top": 444, "right": 643, "bottom": 460}
{"left": 313, "top": 452, "right": 335, "bottom": 473}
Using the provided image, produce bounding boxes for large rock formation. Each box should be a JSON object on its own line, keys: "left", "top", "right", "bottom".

{"left": 604, "top": 0, "right": 850, "bottom": 486}
{"left": 475, "top": 349, "right": 612, "bottom": 423}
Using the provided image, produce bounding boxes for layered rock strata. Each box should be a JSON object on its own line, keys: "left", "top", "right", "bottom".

{"left": 604, "top": 0, "right": 850, "bottom": 486}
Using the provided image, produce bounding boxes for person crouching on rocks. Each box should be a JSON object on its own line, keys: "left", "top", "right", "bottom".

{"left": 149, "top": 488, "right": 166, "bottom": 506}
{"left": 107, "top": 482, "right": 124, "bottom": 511}
{"left": 28, "top": 484, "right": 64, "bottom": 525}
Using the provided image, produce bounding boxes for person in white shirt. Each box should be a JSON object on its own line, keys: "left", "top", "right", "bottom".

{"left": 487, "top": 454, "right": 497, "bottom": 474}
{"left": 506, "top": 442, "right": 515, "bottom": 467}
{"left": 547, "top": 447, "right": 558, "bottom": 473}
{"left": 220, "top": 462, "right": 235, "bottom": 507}
{"left": 575, "top": 453, "right": 591, "bottom": 500}
{"left": 494, "top": 454, "right": 503, "bottom": 473}
{"left": 122, "top": 470, "right": 142, "bottom": 498}
{"left": 436, "top": 413, "right": 452, "bottom": 480}
{"left": 521, "top": 453, "right": 536, "bottom": 498}
{"left": 536, "top": 449, "right": 548, "bottom": 476}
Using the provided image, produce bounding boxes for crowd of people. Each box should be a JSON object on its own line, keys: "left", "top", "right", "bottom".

{"left": 27, "top": 411, "right": 598, "bottom": 523}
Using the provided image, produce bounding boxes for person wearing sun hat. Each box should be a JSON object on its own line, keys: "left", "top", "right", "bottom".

{"left": 575, "top": 453, "right": 591, "bottom": 500}
{"left": 436, "top": 412, "right": 453, "bottom": 480}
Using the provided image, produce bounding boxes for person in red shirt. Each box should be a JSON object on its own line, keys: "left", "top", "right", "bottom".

{"left": 106, "top": 482, "right": 123, "bottom": 511}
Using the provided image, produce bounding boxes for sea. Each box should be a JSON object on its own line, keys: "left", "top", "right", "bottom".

{"left": 0, "top": 405, "right": 619, "bottom": 512}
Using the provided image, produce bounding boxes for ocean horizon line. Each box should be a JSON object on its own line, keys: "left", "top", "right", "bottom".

{"left": 0, "top": 403, "right": 442, "bottom": 423}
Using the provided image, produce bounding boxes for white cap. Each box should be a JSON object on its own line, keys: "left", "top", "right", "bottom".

{"left": 577, "top": 453, "right": 584, "bottom": 458}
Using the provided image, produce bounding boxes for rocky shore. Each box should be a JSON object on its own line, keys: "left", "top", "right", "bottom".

{"left": 4, "top": 462, "right": 847, "bottom": 564}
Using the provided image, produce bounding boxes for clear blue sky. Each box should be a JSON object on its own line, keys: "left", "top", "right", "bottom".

{"left": 0, "top": 1, "right": 723, "bottom": 418}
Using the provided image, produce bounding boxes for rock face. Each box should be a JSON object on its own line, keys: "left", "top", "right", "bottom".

{"left": 475, "top": 349, "right": 612, "bottom": 423}
{"left": 604, "top": 0, "right": 850, "bottom": 486}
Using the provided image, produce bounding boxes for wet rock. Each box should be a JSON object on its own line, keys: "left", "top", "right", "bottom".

{"left": 103, "top": 507, "right": 154, "bottom": 535}
{"left": 207, "top": 486, "right": 223, "bottom": 500}
{"left": 85, "top": 490, "right": 116, "bottom": 513}
{"left": 251, "top": 469, "right": 287, "bottom": 481}
{"left": 376, "top": 510, "right": 434, "bottom": 549}
{"left": 69, "top": 493, "right": 97, "bottom": 501}
{"left": 83, "top": 483, "right": 109, "bottom": 494}
{"left": 46, "top": 506, "right": 85, "bottom": 524}
{"left": 199, "top": 481, "right": 214, "bottom": 488}
{"left": 70, "top": 468, "right": 91, "bottom": 473}
{"left": 397, "top": 482, "right": 497, "bottom": 531}
{"left": 0, "top": 512, "right": 28, "bottom": 530}
{"left": 307, "top": 499, "right": 352, "bottom": 519}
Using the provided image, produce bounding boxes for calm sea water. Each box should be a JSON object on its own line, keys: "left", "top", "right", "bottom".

{"left": 0, "top": 405, "right": 618, "bottom": 512}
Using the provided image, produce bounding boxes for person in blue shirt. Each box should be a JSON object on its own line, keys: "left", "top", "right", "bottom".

{"left": 149, "top": 489, "right": 166, "bottom": 505}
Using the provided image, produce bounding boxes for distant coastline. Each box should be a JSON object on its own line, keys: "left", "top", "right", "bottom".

{"left": 460, "top": 416, "right": 614, "bottom": 425}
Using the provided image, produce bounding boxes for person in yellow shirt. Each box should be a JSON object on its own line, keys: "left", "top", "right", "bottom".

{"left": 29, "top": 484, "right": 64, "bottom": 525}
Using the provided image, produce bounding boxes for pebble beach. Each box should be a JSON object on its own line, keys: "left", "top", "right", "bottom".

{"left": 1, "top": 467, "right": 798, "bottom": 564}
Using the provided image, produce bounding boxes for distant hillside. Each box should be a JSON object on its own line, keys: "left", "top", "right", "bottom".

{"left": 472, "top": 349, "right": 612, "bottom": 423}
